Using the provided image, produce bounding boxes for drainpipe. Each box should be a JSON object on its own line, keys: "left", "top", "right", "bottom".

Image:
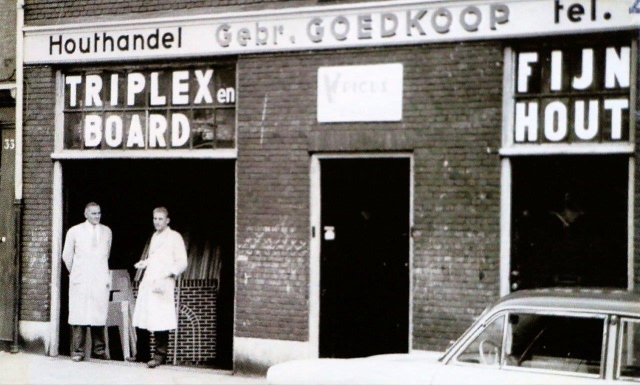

{"left": 11, "top": 0, "right": 24, "bottom": 354}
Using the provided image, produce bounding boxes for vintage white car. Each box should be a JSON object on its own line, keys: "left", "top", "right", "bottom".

{"left": 267, "top": 288, "right": 640, "bottom": 384}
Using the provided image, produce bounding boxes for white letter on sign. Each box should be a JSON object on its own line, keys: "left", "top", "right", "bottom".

{"left": 150, "top": 72, "right": 167, "bottom": 106}
{"left": 127, "top": 73, "right": 146, "bottom": 106}
{"left": 574, "top": 100, "right": 598, "bottom": 140}
{"left": 171, "top": 113, "right": 190, "bottom": 147}
{"left": 66, "top": 75, "right": 82, "bottom": 107}
{"left": 550, "top": 50, "right": 562, "bottom": 91}
{"left": 605, "top": 99, "right": 629, "bottom": 140}
{"left": 84, "top": 115, "right": 102, "bottom": 147}
{"left": 605, "top": 47, "right": 630, "bottom": 89}
{"left": 148, "top": 114, "right": 167, "bottom": 148}
{"left": 544, "top": 101, "right": 568, "bottom": 142}
{"left": 172, "top": 71, "right": 190, "bottom": 105}
{"left": 194, "top": 70, "right": 214, "bottom": 104}
{"left": 126, "top": 115, "right": 145, "bottom": 148}
{"left": 85, "top": 75, "right": 103, "bottom": 107}
{"left": 514, "top": 102, "right": 538, "bottom": 142}
{"left": 517, "top": 52, "right": 538, "bottom": 93}
{"left": 572, "top": 49, "right": 594, "bottom": 90}
{"left": 105, "top": 115, "right": 123, "bottom": 147}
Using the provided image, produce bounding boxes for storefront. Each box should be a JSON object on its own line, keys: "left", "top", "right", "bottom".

{"left": 19, "top": 0, "right": 639, "bottom": 374}
{"left": 53, "top": 64, "right": 237, "bottom": 367}
{"left": 504, "top": 34, "right": 634, "bottom": 291}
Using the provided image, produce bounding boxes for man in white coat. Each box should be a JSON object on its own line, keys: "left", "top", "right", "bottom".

{"left": 133, "top": 207, "right": 188, "bottom": 368}
{"left": 62, "top": 202, "right": 112, "bottom": 362}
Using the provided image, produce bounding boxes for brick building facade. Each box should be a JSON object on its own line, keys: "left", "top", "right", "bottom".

{"left": 15, "top": 0, "right": 640, "bottom": 374}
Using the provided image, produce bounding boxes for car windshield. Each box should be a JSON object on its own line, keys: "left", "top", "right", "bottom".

{"left": 439, "top": 305, "right": 492, "bottom": 362}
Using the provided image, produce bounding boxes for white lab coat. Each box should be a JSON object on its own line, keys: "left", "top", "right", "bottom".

{"left": 133, "top": 227, "right": 188, "bottom": 331}
{"left": 62, "top": 221, "right": 112, "bottom": 326}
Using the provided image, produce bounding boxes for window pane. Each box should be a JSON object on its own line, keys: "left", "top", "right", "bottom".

{"left": 456, "top": 315, "right": 504, "bottom": 366}
{"left": 64, "top": 113, "right": 83, "bottom": 149}
{"left": 215, "top": 108, "right": 235, "bottom": 148}
{"left": 505, "top": 313, "right": 603, "bottom": 375}
{"left": 619, "top": 320, "right": 640, "bottom": 379}
{"left": 192, "top": 109, "right": 215, "bottom": 149}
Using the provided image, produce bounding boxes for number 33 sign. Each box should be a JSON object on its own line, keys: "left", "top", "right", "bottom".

{"left": 4, "top": 139, "right": 15, "bottom": 150}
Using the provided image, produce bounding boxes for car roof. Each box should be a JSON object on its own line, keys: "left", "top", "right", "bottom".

{"left": 491, "top": 287, "right": 640, "bottom": 316}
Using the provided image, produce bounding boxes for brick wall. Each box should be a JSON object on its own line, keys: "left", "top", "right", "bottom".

{"left": 21, "top": 65, "right": 56, "bottom": 322}
{"left": 0, "top": 0, "right": 15, "bottom": 80}
{"left": 24, "top": 0, "right": 370, "bottom": 24}
{"left": 236, "top": 42, "right": 503, "bottom": 349}
{"left": 635, "top": 30, "right": 640, "bottom": 290}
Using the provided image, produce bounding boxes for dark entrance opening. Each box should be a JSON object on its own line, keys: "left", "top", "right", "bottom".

{"left": 319, "top": 158, "right": 410, "bottom": 358}
{"left": 511, "top": 155, "right": 628, "bottom": 290}
{"left": 59, "top": 159, "right": 234, "bottom": 369}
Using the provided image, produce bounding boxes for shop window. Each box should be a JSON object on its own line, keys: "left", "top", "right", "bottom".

{"left": 510, "top": 155, "right": 628, "bottom": 290}
{"left": 62, "top": 66, "right": 236, "bottom": 151}
{"left": 508, "top": 36, "right": 631, "bottom": 147}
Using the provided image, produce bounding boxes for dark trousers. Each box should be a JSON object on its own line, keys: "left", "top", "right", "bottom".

{"left": 134, "top": 328, "right": 169, "bottom": 362}
{"left": 154, "top": 331, "right": 169, "bottom": 360}
{"left": 71, "top": 325, "right": 106, "bottom": 358}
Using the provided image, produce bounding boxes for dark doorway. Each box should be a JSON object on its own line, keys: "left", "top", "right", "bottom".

{"left": 59, "top": 159, "right": 234, "bottom": 369}
{"left": 319, "top": 158, "right": 410, "bottom": 358}
{"left": 511, "top": 155, "right": 628, "bottom": 290}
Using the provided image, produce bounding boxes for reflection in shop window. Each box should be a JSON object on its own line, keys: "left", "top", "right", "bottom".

{"left": 510, "top": 155, "right": 628, "bottom": 290}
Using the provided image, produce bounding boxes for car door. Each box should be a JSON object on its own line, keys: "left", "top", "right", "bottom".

{"left": 431, "top": 311, "right": 608, "bottom": 384}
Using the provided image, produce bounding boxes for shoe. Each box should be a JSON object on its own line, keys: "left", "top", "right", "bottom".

{"left": 92, "top": 353, "right": 108, "bottom": 360}
{"left": 147, "top": 356, "right": 166, "bottom": 368}
{"left": 71, "top": 355, "right": 84, "bottom": 362}
{"left": 125, "top": 356, "right": 138, "bottom": 363}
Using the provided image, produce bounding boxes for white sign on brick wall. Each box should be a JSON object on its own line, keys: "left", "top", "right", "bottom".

{"left": 317, "top": 63, "right": 403, "bottom": 123}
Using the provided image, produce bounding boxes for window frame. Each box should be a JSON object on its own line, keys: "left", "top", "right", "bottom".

{"left": 450, "top": 307, "right": 609, "bottom": 380}
{"left": 615, "top": 316, "right": 640, "bottom": 382}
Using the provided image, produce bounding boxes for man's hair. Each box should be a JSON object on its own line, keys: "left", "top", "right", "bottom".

{"left": 153, "top": 206, "right": 169, "bottom": 217}
{"left": 85, "top": 202, "right": 100, "bottom": 211}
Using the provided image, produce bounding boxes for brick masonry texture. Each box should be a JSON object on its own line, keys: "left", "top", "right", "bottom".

{"left": 235, "top": 42, "right": 504, "bottom": 349}
{"left": 0, "top": 0, "right": 15, "bottom": 81}
{"left": 22, "top": 66, "right": 56, "bottom": 321}
{"left": 22, "top": 1, "right": 637, "bottom": 356}
{"left": 24, "top": 0, "right": 372, "bottom": 24}
{"left": 133, "top": 280, "right": 218, "bottom": 364}
{"left": 22, "top": 40, "right": 504, "bottom": 350}
{"left": 635, "top": 31, "right": 640, "bottom": 290}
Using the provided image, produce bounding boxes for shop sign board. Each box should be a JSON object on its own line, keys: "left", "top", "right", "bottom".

{"left": 23, "top": 0, "right": 640, "bottom": 64}
{"left": 513, "top": 43, "right": 630, "bottom": 145}
{"left": 317, "top": 63, "right": 403, "bottom": 123}
{"left": 62, "top": 67, "right": 236, "bottom": 150}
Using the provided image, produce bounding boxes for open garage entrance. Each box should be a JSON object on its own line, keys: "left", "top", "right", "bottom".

{"left": 319, "top": 157, "right": 410, "bottom": 358}
{"left": 58, "top": 159, "right": 235, "bottom": 369}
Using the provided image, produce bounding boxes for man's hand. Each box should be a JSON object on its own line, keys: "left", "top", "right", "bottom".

{"left": 134, "top": 260, "right": 148, "bottom": 269}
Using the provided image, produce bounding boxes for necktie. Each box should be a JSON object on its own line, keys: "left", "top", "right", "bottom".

{"left": 92, "top": 226, "right": 98, "bottom": 247}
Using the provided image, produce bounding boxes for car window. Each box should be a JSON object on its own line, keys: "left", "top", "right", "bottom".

{"left": 617, "top": 318, "right": 640, "bottom": 380}
{"left": 504, "top": 312, "right": 604, "bottom": 376}
{"left": 455, "top": 315, "right": 505, "bottom": 366}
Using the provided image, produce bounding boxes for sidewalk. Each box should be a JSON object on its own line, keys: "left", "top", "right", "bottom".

{"left": 0, "top": 352, "right": 268, "bottom": 385}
